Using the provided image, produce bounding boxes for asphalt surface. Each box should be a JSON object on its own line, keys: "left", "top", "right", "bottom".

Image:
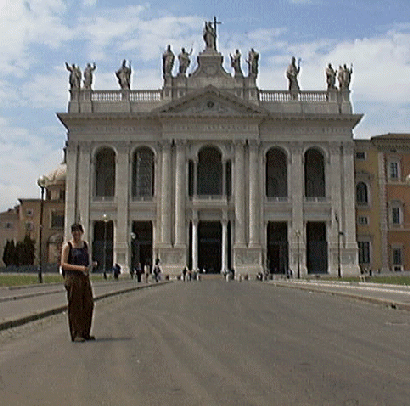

{"left": 0, "top": 278, "right": 410, "bottom": 405}
{"left": 0, "top": 277, "right": 167, "bottom": 330}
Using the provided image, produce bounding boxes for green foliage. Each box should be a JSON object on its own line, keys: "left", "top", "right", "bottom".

{"left": 15, "top": 235, "right": 36, "bottom": 266}
{"left": 2, "top": 240, "right": 16, "bottom": 266}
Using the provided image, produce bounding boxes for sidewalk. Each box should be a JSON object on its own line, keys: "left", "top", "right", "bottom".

{"left": 0, "top": 279, "right": 169, "bottom": 331}
{"left": 269, "top": 279, "right": 410, "bottom": 311}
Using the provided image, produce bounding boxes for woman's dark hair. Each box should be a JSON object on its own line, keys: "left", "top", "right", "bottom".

{"left": 71, "top": 223, "right": 84, "bottom": 233}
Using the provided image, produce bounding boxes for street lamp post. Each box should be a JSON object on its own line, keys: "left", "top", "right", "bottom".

{"left": 335, "top": 213, "right": 343, "bottom": 278}
{"left": 37, "top": 176, "right": 47, "bottom": 284}
{"left": 102, "top": 213, "right": 108, "bottom": 280}
{"left": 295, "top": 230, "right": 301, "bottom": 279}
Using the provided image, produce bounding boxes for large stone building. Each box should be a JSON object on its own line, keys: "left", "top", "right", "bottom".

{"left": 58, "top": 23, "right": 363, "bottom": 277}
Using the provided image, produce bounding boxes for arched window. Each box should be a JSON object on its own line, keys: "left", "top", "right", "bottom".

{"left": 356, "top": 182, "right": 368, "bottom": 205}
{"left": 304, "top": 148, "right": 325, "bottom": 198}
{"left": 132, "top": 147, "right": 154, "bottom": 199}
{"left": 266, "top": 148, "right": 287, "bottom": 198}
{"left": 197, "top": 146, "right": 222, "bottom": 196}
{"left": 95, "top": 147, "right": 116, "bottom": 198}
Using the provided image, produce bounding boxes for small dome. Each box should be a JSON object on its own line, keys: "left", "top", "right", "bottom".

{"left": 43, "top": 163, "right": 67, "bottom": 186}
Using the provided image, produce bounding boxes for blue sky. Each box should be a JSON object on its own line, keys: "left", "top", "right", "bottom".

{"left": 1, "top": 0, "right": 410, "bottom": 212}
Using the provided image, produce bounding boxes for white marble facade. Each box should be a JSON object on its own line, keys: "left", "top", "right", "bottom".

{"left": 58, "top": 29, "right": 362, "bottom": 277}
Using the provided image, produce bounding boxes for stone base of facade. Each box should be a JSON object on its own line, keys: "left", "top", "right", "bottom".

{"left": 157, "top": 246, "right": 186, "bottom": 276}
{"left": 233, "top": 246, "right": 263, "bottom": 276}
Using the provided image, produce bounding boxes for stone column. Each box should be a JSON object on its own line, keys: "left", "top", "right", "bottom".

{"left": 221, "top": 219, "right": 228, "bottom": 273}
{"left": 192, "top": 218, "right": 198, "bottom": 271}
{"left": 248, "top": 140, "right": 260, "bottom": 247}
{"left": 161, "top": 140, "right": 172, "bottom": 246}
{"left": 290, "top": 142, "right": 305, "bottom": 274}
{"left": 175, "top": 140, "right": 186, "bottom": 247}
{"left": 115, "top": 143, "right": 130, "bottom": 271}
{"left": 234, "top": 141, "right": 246, "bottom": 247}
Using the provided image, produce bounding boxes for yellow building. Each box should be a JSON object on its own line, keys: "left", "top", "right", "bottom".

{"left": 354, "top": 139, "right": 383, "bottom": 273}
{"left": 372, "top": 134, "right": 410, "bottom": 272}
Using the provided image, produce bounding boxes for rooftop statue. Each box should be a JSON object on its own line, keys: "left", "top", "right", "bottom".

{"left": 116, "top": 59, "right": 131, "bottom": 90}
{"left": 203, "top": 20, "right": 217, "bottom": 51}
{"left": 325, "top": 63, "right": 336, "bottom": 90}
{"left": 286, "top": 56, "right": 301, "bottom": 92}
{"left": 247, "top": 48, "right": 259, "bottom": 77}
{"left": 338, "top": 63, "right": 353, "bottom": 90}
{"left": 65, "top": 63, "right": 81, "bottom": 90}
{"left": 230, "top": 49, "right": 242, "bottom": 76}
{"left": 178, "top": 47, "right": 192, "bottom": 76}
{"left": 83, "top": 62, "right": 96, "bottom": 90}
{"left": 162, "top": 45, "right": 175, "bottom": 78}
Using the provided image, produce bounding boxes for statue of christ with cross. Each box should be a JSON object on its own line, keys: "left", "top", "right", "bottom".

{"left": 203, "top": 17, "right": 221, "bottom": 51}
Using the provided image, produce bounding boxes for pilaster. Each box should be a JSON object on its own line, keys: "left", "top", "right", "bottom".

{"left": 234, "top": 140, "right": 246, "bottom": 248}
{"left": 77, "top": 142, "right": 91, "bottom": 242}
{"left": 160, "top": 140, "right": 173, "bottom": 247}
{"left": 290, "top": 142, "right": 306, "bottom": 275}
{"left": 64, "top": 141, "right": 79, "bottom": 241}
{"left": 248, "top": 140, "right": 260, "bottom": 248}
{"left": 341, "top": 141, "right": 360, "bottom": 276}
{"left": 114, "top": 143, "right": 130, "bottom": 271}
{"left": 174, "top": 140, "right": 186, "bottom": 248}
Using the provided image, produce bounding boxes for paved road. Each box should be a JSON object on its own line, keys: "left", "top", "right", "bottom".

{"left": 0, "top": 279, "right": 161, "bottom": 330}
{"left": 1, "top": 280, "right": 410, "bottom": 405}
{"left": 270, "top": 279, "right": 410, "bottom": 310}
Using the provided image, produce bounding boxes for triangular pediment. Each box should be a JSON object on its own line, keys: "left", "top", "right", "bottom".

{"left": 153, "top": 86, "right": 267, "bottom": 117}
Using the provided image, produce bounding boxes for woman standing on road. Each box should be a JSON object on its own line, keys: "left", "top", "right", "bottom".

{"left": 61, "top": 223, "right": 96, "bottom": 343}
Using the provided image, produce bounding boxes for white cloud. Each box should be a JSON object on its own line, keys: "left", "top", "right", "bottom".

{"left": 0, "top": 118, "right": 63, "bottom": 211}
{"left": 83, "top": 0, "right": 97, "bottom": 6}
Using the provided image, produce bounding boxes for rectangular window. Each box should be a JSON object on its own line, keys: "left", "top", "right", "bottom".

{"left": 392, "top": 207, "right": 400, "bottom": 224}
{"left": 358, "top": 241, "right": 371, "bottom": 265}
{"left": 358, "top": 216, "right": 369, "bottom": 226}
{"left": 392, "top": 248, "right": 402, "bottom": 265}
{"left": 355, "top": 152, "right": 366, "bottom": 160}
{"left": 389, "top": 162, "right": 399, "bottom": 180}
{"left": 51, "top": 212, "right": 64, "bottom": 229}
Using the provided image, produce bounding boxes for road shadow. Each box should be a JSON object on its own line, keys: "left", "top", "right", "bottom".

{"left": 92, "top": 337, "right": 135, "bottom": 343}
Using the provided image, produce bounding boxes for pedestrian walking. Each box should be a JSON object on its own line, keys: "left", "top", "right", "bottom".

{"left": 153, "top": 259, "right": 161, "bottom": 282}
{"left": 112, "top": 263, "right": 121, "bottom": 280}
{"left": 60, "top": 223, "right": 96, "bottom": 343}
{"left": 136, "top": 263, "right": 142, "bottom": 282}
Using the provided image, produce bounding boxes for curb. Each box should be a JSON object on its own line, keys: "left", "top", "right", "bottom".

{"left": 269, "top": 281, "right": 410, "bottom": 312}
{"left": 0, "top": 281, "right": 170, "bottom": 332}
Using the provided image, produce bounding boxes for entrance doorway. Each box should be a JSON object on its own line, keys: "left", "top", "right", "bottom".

{"left": 198, "top": 221, "right": 222, "bottom": 273}
{"left": 267, "top": 222, "right": 288, "bottom": 274}
{"left": 131, "top": 221, "right": 152, "bottom": 271}
{"left": 93, "top": 220, "right": 113, "bottom": 272}
{"left": 306, "top": 222, "right": 328, "bottom": 274}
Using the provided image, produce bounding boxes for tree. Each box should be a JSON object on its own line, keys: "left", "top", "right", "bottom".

{"left": 15, "top": 236, "right": 35, "bottom": 265}
{"left": 2, "top": 240, "right": 16, "bottom": 266}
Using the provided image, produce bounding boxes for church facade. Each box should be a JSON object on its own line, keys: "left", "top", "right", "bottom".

{"left": 58, "top": 23, "right": 362, "bottom": 277}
